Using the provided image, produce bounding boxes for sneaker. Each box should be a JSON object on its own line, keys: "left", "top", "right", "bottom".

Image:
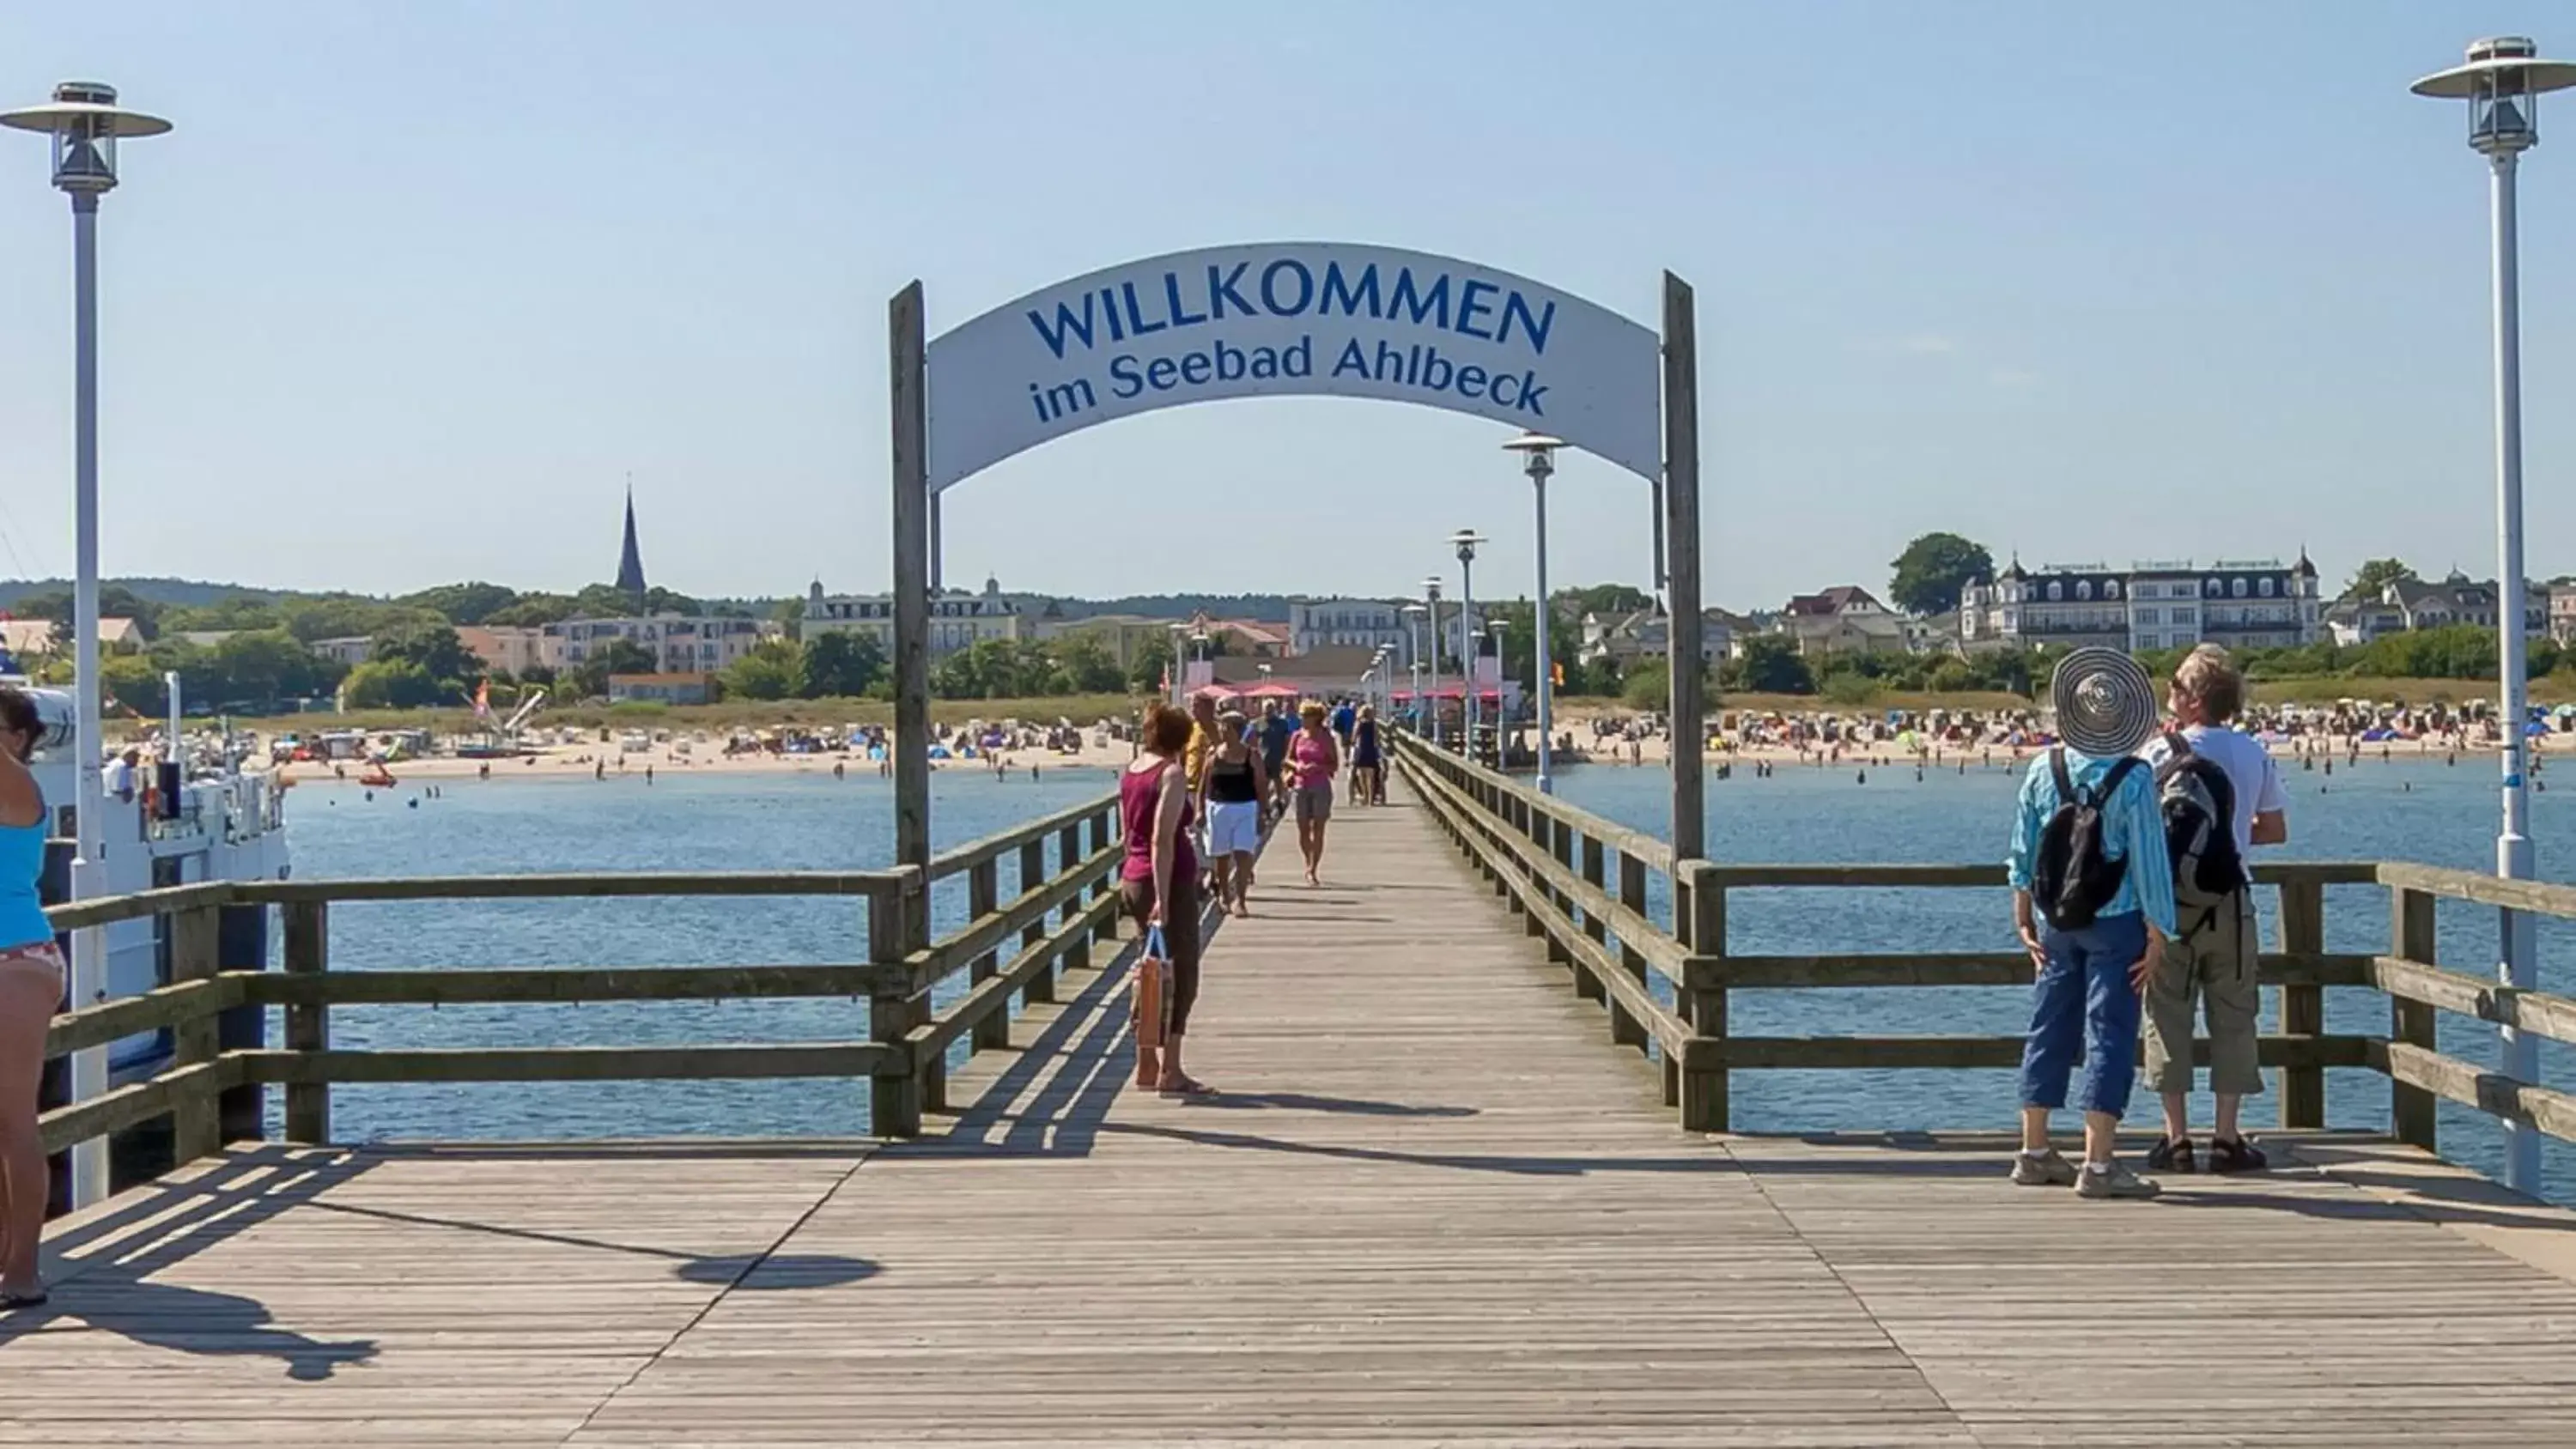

{"left": 2206, "top": 1137, "right": 2269, "bottom": 1174}
{"left": 2144, "top": 1136, "right": 2196, "bottom": 1173}
{"left": 2009, "top": 1149, "right": 2078, "bottom": 1187}
{"left": 2075, "top": 1161, "right": 2162, "bottom": 1200}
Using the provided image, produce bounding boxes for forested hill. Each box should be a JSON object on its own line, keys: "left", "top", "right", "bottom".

{"left": 0, "top": 578, "right": 1300, "bottom": 625}
{"left": 0, "top": 577, "right": 296, "bottom": 610}
{"left": 1050, "top": 593, "right": 1293, "bottom": 621}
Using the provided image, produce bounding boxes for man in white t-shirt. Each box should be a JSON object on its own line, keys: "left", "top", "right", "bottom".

{"left": 2137, "top": 645, "right": 2288, "bottom": 1174}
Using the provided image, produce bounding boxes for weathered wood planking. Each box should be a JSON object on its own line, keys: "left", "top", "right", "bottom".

{"left": 11, "top": 779, "right": 2576, "bottom": 1446}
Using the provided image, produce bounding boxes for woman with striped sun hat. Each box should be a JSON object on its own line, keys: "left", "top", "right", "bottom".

{"left": 2002, "top": 647, "right": 2178, "bottom": 1202}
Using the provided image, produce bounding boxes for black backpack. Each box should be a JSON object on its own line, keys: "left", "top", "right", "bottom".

{"left": 2031, "top": 748, "right": 2142, "bottom": 931}
{"left": 2153, "top": 731, "right": 2243, "bottom": 913}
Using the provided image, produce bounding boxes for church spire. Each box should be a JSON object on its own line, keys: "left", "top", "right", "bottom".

{"left": 616, "top": 480, "right": 648, "bottom": 604}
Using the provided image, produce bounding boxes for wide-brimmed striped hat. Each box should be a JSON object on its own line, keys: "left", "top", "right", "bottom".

{"left": 2050, "top": 646, "right": 2159, "bottom": 757}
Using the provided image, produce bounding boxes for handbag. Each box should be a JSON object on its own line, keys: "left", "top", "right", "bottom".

{"left": 1133, "top": 925, "right": 1173, "bottom": 1050}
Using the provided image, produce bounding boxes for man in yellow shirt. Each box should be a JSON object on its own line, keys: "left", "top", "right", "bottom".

{"left": 1183, "top": 692, "right": 1220, "bottom": 890}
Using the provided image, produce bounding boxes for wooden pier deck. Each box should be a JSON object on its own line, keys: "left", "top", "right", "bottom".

{"left": 16, "top": 785, "right": 2576, "bottom": 1446}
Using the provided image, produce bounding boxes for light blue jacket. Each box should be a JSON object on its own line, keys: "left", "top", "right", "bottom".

{"left": 2006, "top": 749, "right": 2177, "bottom": 935}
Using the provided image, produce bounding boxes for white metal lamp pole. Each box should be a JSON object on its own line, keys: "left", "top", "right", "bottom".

{"left": 1504, "top": 433, "right": 1563, "bottom": 792}
{"left": 2413, "top": 36, "right": 2575, "bottom": 1197}
{"left": 1420, "top": 579, "right": 1445, "bottom": 747}
{"left": 2, "top": 82, "right": 170, "bottom": 1210}
{"left": 1450, "top": 532, "right": 1487, "bottom": 759}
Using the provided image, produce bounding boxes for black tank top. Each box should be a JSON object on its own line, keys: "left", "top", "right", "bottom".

{"left": 1207, "top": 752, "right": 1260, "bottom": 803}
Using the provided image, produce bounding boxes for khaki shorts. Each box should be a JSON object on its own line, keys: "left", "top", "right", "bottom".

{"left": 1292, "top": 785, "right": 1333, "bottom": 823}
{"left": 2142, "top": 889, "right": 2263, "bottom": 1098}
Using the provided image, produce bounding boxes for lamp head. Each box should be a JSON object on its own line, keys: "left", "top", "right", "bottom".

{"left": 1502, "top": 431, "right": 1564, "bottom": 480}
{"left": 1450, "top": 528, "right": 1488, "bottom": 563}
{"left": 2412, "top": 37, "right": 2576, "bottom": 156}
{"left": 1421, "top": 578, "right": 1443, "bottom": 601}
{"left": 0, "top": 82, "right": 171, "bottom": 196}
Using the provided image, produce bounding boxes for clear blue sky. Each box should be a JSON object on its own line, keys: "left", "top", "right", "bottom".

{"left": 0, "top": 2, "right": 2569, "bottom": 611}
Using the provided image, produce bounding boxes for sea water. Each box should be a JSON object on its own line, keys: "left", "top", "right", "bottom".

{"left": 1554, "top": 751, "right": 2576, "bottom": 1201}
{"left": 287, "top": 754, "right": 2576, "bottom": 1202}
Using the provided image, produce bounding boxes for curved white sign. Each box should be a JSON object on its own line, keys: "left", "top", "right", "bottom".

{"left": 924, "top": 242, "right": 1663, "bottom": 490}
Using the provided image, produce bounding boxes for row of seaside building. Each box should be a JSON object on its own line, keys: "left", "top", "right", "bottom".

{"left": 39, "top": 551, "right": 2567, "bottom": 709}
{"left": 1571, "top": 553, "right": 2576, "bottom": 675}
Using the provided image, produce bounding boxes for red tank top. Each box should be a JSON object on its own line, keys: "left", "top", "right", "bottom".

{"left": 1121, "top": 761, "right": 1197, "bottom": 883}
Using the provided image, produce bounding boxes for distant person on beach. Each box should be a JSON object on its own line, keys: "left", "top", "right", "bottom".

{"left": 1201, "top": 715, "right": 1267, "bottom": 915}
{"left": 1123, "top": 702, "right": 1212, "bottom": 1098}
{"left": 2137, "top": 646, "right": 2286, "bottom": 1175}
{"left": 2006, "top": 649, "right": 2174, "bottom": 1201}
{"left": 1289, "top": 700, "right": 1340, "bottom": 886}
{"left": 0, "top": 688, "right": 64, "bottom": 1307}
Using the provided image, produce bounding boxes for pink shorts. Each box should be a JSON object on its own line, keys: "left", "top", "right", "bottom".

{"left": 0, "top": 941, "right": 64, "bottom": 994}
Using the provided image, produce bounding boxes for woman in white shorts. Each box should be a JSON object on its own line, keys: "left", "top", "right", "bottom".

{"left": 1200, "top": 716, "right": 1268, "bottom": 915}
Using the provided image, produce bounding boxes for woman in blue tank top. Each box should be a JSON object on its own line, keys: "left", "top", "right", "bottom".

{"left": 0, "top": 688, "right": 63, "bottom": 1308}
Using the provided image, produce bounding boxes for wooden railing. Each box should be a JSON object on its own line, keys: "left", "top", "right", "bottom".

{"left": 37, "top": 792, "right": 1122, "bottom": 1171}
{"left": 1394, "top": 733, "right": 2576, "bottom": 1167}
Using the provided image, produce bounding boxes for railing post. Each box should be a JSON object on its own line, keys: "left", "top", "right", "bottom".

{"left": 2390, "top": 885, "right": 2440, "bottom": 1152}
{"left": 968, "top": 858, "right": 1007, "bottom": 1053}
{"left": 1059, "top": 822, "right": 1092, "bottom": 971}
{"left": 2278, "top": 876, "right": 2326, "bottom": 1131}
{"left": 281, "top": 900, "right": 330, "bottom": 1146}
{"left": 1675, "top": 861, "right": 1728, "bottom": 1132}
{"left": 1085, "top": 812, "right": 1116, "bottom": 947}
{"left": 1613, "top": 851, "right": 1650, "bottom": 1051}
{"left": 168, "top": 901, "right": 222, "bottom": 1164}
{"left": 1021, "top": 839, "right": 1055, "bottom": 1003}
{"left": 869, "top": 868, "right": 924, "bottom": 1138}
{"left": 1555, "top": 823, "right": 1589, "bottom": 982}
{"left": 1581, "top": 837, "right": 1617, "bottom": 1030}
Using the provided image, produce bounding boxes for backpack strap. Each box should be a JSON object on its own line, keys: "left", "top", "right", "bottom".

{"left": 2099, "top": 756, "right": 2143, "bottom": 798}
{"left": 2049, "top": 746, "right": 2074, "bottom": 803}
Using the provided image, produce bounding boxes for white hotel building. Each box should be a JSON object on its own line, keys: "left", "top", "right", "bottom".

{"left": 1959, "top": 555, "right": 2322, "bottom": 654}
{"left": 1288, "top": 597, "right": 1484, "bottom": 672}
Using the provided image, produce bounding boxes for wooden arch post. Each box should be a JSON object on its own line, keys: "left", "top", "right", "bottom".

{"left": 1661, "top": 272, "right": 1704, "bottom": 864}
{"left": 890, "top": 282, "right": 933, "bottom": 896}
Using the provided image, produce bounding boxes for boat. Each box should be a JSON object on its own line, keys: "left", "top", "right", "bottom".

{"left": 12, "top": 651, "right": 291, "bottom": 1091}
{"left": 357, "top": 764, "right": 397, "bottom": 788}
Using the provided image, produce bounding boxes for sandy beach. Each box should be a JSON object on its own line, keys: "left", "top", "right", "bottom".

{"left": 277, "top": 713, "right": 2543, "bottom": 791}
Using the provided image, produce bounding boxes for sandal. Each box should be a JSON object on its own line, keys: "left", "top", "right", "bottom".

{"left": 2144, "top": 1136, "right": 2196, "bottom": 1173}
{"left": 3, "top": 1288, "right": 47, "bottom": 1310}
{"left": 1157, "top": 1074, "right": 1219, "bottom": 1100}
{"left": 2207, "top": 1137, "right": 2269, "bottom": 1173}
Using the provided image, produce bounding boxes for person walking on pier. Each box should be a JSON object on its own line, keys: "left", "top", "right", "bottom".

{"left": 0, "top": 688, "right": 64, "bottom": 1306}
{"left": 1124, "top": 702, "right": 1213, "bottom": 1098}
{"left": 1289, "top": 700, "right": 1340, "bottom": 886}
{"left": 1202, "top": 715, "right": 1267, "bottom": 916}
{"left": 2139, "top": 646, "right": 2286, "bottom": 1174}
{"left": 1256, "top": 699, "right": 1296, "bottom": 820}
{"left": 1351, "top": 705, "right": 1384, "bottom": 806}
{"left": 2007, "top": 650, "right": 2175, "bottom": 1201}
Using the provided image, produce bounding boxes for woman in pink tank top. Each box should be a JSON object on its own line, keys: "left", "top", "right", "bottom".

{"left": 1120, "top": 701, "right": 1212, "bottom": 1098}
{"left": 1286, "top": 700, "right": 1340, "bottom": 886}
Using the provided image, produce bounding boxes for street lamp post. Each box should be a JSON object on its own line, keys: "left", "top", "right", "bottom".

{"left": 3, "top": 82, "right": 170, "bottom": 1211}
{"left": 1503, "top": 433, "right": 1564, "bottom": 792}
{"left": 1167, "top": 623, "right": 1188, "bottom": 707}
{"left": 1401, "top": 603, "right": 1428, "bottom": 735}
{"left": 1420, "top": 579, "right": 1445, "bottom": 747}
{"left": 1450, "top": 531, "right": 1487, "bottom": 760}
{"left": 2413, "top": 35, "right": 2576, "bottom": 1197}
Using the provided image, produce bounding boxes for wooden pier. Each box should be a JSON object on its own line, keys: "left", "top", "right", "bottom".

{"left": 16, "top": 753, "right": 2576, "bottom": 1445}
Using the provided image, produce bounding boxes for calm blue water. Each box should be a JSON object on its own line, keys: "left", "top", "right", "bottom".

{"left": 276, "top": 767, "right": 1122, "bottom": 1144}
{"left": 1553, "top": 751, "right": 2576, "bottom": 1201}
{"left": 283, "top": 752, "right": 2576, "bottom": 1201}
